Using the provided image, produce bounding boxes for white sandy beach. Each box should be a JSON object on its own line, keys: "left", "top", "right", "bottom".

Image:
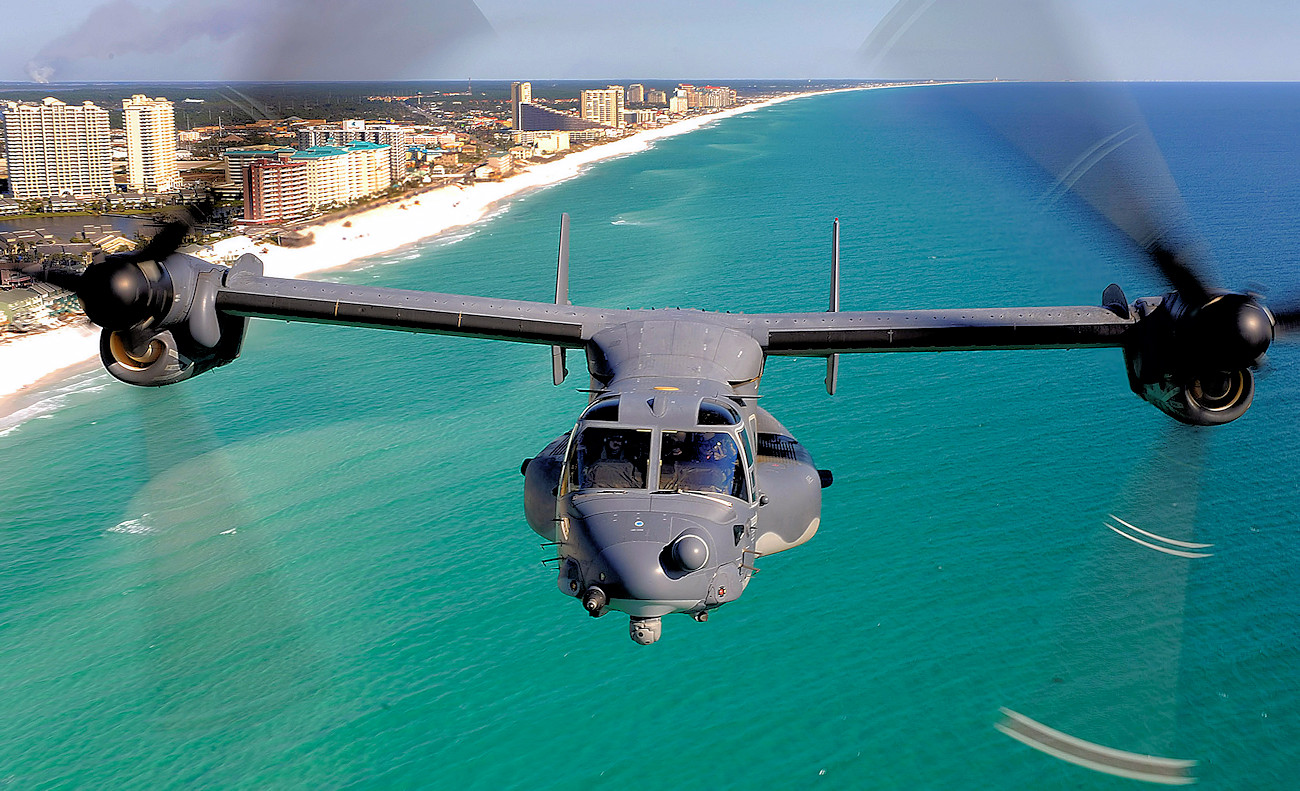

{"left": 0, "top": 89, "right": 849, "bottom": 414}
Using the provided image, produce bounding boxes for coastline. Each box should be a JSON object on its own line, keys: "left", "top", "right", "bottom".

{"left": 0, "top": 87, "right": 859, "bottom": 420}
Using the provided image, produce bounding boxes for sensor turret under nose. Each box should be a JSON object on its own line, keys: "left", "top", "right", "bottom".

{"left": 629, "top": 616, "right": 662, "bottom": 645}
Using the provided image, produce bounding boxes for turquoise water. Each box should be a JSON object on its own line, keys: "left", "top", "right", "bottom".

{"left": 2, "top": 85, "right": 1298, "bottom": 789}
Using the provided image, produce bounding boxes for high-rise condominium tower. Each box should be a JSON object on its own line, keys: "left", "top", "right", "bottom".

{"left": 123, "top": 94, "right": 180, "bottom": 192}
{"left": 580, "top": 86, "right": 626, "bottom": 128}
{"left": 2, "top": 98, "right": 113, "bottom": 199}
{"left": 511, "top": 81, "right": 532, "bottom": 129}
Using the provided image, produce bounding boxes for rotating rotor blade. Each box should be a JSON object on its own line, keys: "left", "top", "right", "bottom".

{"left": 860, "top": 0, "right": 1214, "bottom": 305}
{"left": 132, "top": 193, "right": 218, "bottom": 263}
{"left": 1265, "top": 302, "right": 1300, "bottom": 338}
{"left": 1003, "top": 426, "right": 1209, "bottom": 783}
{"left": 121, "top": 388, "right": 326, "bottom": 722}
{"left": 130, "top": 217, "right": 190, "bottom": 266}
{"left": 24, "top": 0, "right": 493, "bottom": 85}
{"left": 24, "top": 193, "right": 216, "bottom": 331}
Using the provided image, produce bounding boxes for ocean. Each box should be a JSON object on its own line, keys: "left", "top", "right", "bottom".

{"left": 2, "top": 84, "right": 1297, "bottom": 789}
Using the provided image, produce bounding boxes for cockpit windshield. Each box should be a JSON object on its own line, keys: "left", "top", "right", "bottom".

{"left": 659, "top": 431, "right": 747, "bottom": 498}
{"left": 570, "top": 427, "right": 651, "bottom": 490}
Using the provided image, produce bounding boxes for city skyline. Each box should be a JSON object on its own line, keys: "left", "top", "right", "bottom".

{"left": 4, "top": 0, "right": 1300, "bottom": 84}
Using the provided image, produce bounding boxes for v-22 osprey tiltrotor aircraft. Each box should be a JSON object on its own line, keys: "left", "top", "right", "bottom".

{"left": 33, "top": 212, "right": 1280, "bottom": 643}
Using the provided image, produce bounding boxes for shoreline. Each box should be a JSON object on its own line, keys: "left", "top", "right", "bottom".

{"left": 0, "top": 87, "right": 863, "bottom": 420}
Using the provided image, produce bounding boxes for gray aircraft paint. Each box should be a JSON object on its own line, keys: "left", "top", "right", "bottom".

{"left": 55, "top": 210, "right": 1272, "bottom": 642}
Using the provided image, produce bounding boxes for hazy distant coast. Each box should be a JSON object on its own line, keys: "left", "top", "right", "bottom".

{"left": 0, "top": 87, "right": 867, "bottom": 420}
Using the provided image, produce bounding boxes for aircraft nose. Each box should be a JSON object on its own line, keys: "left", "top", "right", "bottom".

{"left": 569, "top": 509, "right": 720, "bottom": 615}
{"left": 596, "top": 540, "right": 682, "bottom": 601}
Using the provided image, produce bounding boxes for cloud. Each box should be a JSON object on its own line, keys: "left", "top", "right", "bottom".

{"left": 25, "top": 0, "right": 495, "bottom": 82}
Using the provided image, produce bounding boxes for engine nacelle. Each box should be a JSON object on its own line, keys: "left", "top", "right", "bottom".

{"left": 1128, "top": 367, "right": 1254, "bottom": 426}
{"left": 99, "top": 317, "right": 248, "bottom": 387}
{"left": 94, "top": 252, "right": 250, "bottom": 387}
{"left": 1124, "top": 293, "right": 1263, "bottom": 426}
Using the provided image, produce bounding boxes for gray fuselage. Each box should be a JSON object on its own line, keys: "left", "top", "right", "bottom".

{"left": 522, "top": 317, "right": 825, "bottom": 642}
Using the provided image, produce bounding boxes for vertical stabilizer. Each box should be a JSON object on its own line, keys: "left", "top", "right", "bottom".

{"left": 552, "top": 213, "right": 571, "bottom": 385}
{"left": 825, "top": 218, "right": 841, "bottom": 395}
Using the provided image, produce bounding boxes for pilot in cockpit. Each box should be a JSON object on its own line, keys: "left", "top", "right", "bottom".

{"left": 582, "top": 432, "right": 644, "bottom": 489}
{"left": 661, "top": 431, "right": 736, "bottom": 494}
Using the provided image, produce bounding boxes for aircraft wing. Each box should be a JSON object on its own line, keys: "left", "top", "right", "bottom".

{"left": 217, "top": 260, "right": 619, "bottom": 348}
{"left": 748, "top": 305, "right": 1136, "bottom": 356}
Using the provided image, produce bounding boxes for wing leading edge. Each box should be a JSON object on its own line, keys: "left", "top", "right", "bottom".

{"left": 749, "top": 306, "right": 1135, "bottom": 356}
{"left": 215, "top": 258, "right": 619, "bottom": 348}
{"left": 211, "top": 256, "right": 1134, "bottom": 356}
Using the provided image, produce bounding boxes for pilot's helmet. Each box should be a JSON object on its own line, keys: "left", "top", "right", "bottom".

{"left": 702, "top": 434, "right": 731, "bottom": 461}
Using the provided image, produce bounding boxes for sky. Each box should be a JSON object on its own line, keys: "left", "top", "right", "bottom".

{"left": 1, "top": 0, "right": 1299, "bottom": 84}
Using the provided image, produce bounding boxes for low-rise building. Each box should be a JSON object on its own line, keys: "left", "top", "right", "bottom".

{"left": 510, "top": 130, "right": 571, "bottom": 156}
{"left": 622, "top": 109, "right": 657, "bottom": 126}
{"left": 85, "top": 232, "right": 136, "bottom": 254}
{"left": 0, "top": 288, "right": 45, "bottom": 331}
{"left": 410, "top": 132, "right": 458, "bottom": 147}
{"left": 0, "top": 229, "right": 54, "bottom": 254}
{"left": 0, "top": 268, "right": 34, "bottom": 290}
{"left": 42, "top": 195, "right": 96, "bottom": 212}
{"left": 29, "top": 281, "right": 80, "bottom": 315}
{"left": 484, "top": 153, "right": 514, "bottom": 177}
{"left": 104, "top": 192, "right": 163, "bottom": 210}
{"left": 34, "top": 243, "right": 96, "bottom": 265}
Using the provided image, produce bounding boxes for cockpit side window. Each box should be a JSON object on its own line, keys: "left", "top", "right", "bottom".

{"left": 569, "top": 426, "right": 651, "bottom": 490}
{"left": 658, "top": 431, "right": 747, "bottom": 499}
{"left": 698, "top": 400, "right": 741, "bottom": 426}
{"left": 582, "top": 398, "right": 620, "bottom": 422}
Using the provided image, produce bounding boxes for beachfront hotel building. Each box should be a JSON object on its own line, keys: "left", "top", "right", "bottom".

{"left": 222, "top": 145, "right": 297, "bottom": 191}
{"left": 241, "top": 141, "right": 393, "bottom": 223}
{"left": 297, "top": 120, "right": 406, "bottom": 184}
{"left": 511, "top": 80, "right": 605, "bottom": 140}
{"left": 243, "top": 155, "right": 310, "bottom": 224}
{"left": 676, "top": 85, "right": 738, "bottom": 110}
{"left": 581, "top": 87, "right": 626, "bottom": 128}
{"left": 1, "top": 98, "right": 113, "bottom": 200}
{"left": 293, "top": 141, "right": 392, "bottom": 206}
{"left": 627, "top": 84, "right": 645, "bottom": 105}
{"left": 510, "top": 81, "right": 532, "bottom": 129}
{"left": 122, "top": 95, "right": 180, "bottom": 193}
{"left": 515, "top": 102, "right": 606, "bottom": 136}
{"left": 510, "top": 130, "right": 570, "bottom": 155}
